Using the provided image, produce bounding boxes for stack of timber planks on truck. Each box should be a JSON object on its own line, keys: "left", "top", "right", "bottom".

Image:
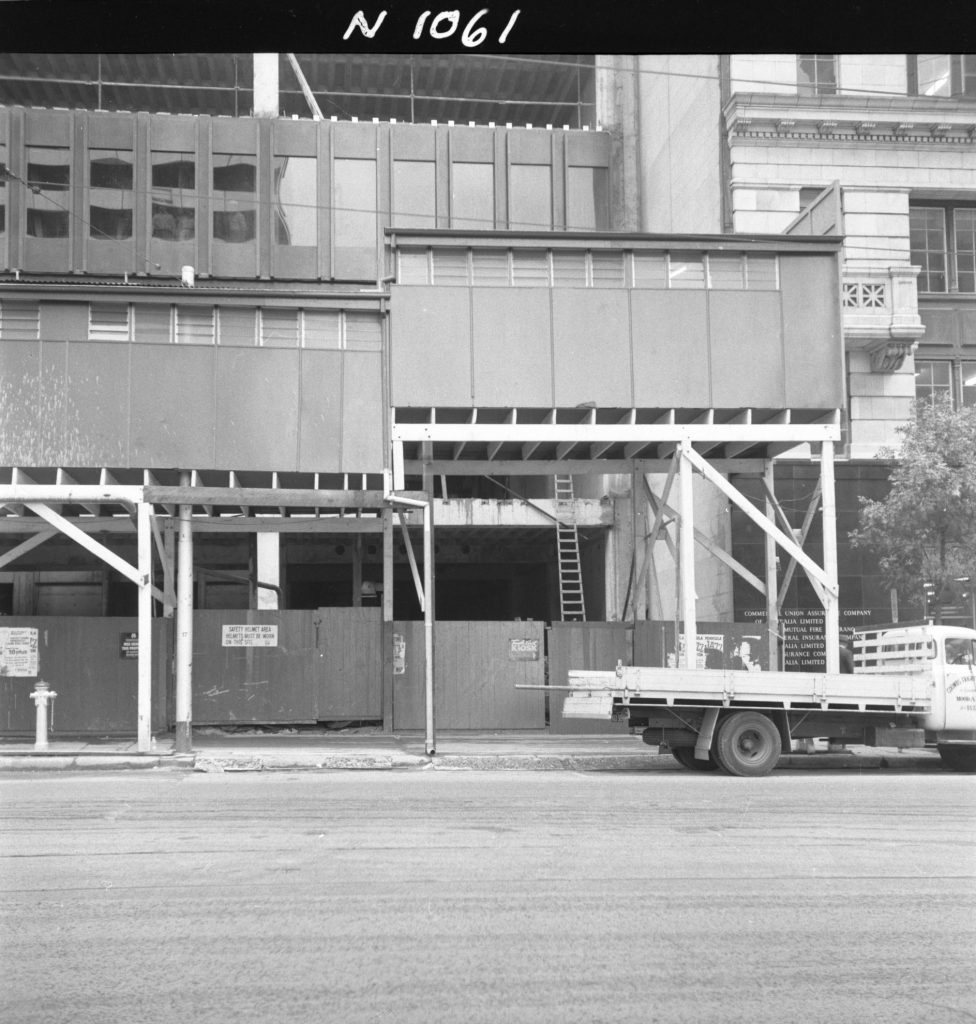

{"left": 555, "top": 625, "right": 976, "bottom": 777}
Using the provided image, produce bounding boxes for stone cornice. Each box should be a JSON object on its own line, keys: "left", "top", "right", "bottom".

{"left": 726, "top": 92, "right": 976, "bottom": 146}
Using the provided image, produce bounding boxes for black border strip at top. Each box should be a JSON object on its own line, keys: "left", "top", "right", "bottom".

{"left": 0, "top": 0, "right": 956, "bottom": 55}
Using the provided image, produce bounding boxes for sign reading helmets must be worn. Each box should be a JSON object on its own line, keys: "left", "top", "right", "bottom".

{"left": 509, "top": 638, "right": 540, "bottom": 661}
{"left": 221, "top": 624, "right": 279, "bottom": 647}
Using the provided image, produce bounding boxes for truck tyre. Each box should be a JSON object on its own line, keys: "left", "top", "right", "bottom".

{"left": 937, "top": 744, "right": 976, "bottom": 773}
{"left": 671, "top": 747, "right": 720, "bottom": 772}
{"left": 714, "top": 711, "right": 781, "bottom": 777}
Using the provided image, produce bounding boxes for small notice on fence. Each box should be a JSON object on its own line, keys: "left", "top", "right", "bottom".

{"left": 509, "top": 638, "right": 540, "bottom": 661}
{"left": 120, "top": 632, "right": 139, "bottom": 659}
{"left": 222, "top": 624, "right": 278, "bottom": 647}
{"left": 0, "top": 627, "right": 39, "bottom": 677}
{"left": 393, "top": 633, "right": 405, "bottom": 675}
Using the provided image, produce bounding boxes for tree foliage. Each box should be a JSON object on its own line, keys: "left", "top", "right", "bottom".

{"left": 849, "top": 396, "right": 976, "bottom": 610}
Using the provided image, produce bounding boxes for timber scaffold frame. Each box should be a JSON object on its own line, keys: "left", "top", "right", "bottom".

{"left": 0, "top": 470, "right": 432, "bottom": 754}
{"left": 393, "top": 402, "right": 844, "bottom": 676}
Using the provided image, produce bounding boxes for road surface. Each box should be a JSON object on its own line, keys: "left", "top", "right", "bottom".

{"left": 2, "top": 769, "right": 974, "bottom": 1024}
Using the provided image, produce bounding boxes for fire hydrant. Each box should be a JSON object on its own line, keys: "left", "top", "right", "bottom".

{"left": 30, "top": 681, "right": 57, "bottom": 751}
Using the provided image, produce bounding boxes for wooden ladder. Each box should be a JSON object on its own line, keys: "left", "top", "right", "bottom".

{"left": 554, "top": 475, "right": 586, "bottom": 622}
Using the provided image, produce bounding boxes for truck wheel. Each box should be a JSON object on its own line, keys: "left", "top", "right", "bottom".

{"left": 937, "top": 745, "right": 976, "bottom": 773}
{"left": 714, "top": 712, "right": 781, "bottom": 778}
{"left": 671, "top": 747, "right": 719, "bottom": 772}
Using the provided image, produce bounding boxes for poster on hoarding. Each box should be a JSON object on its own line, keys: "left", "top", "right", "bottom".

{"left": 0, "top": 627, "right": 39, "bottom": 677}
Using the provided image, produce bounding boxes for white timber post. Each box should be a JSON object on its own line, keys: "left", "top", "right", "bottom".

{"left": 423, "top": 500, "right": 435, "bottom": 756}
{"left": 678, "top": 441, "right": 697, "bottom": 669}
{"left": 763, "top": 461, "right": 780, "bottom": 672}
{"left": 256, "top": 532, "right": 280, "bottom": 609}
{"left": 174, "top": 477, "right": 194, "bottom": 754}
{"left": 821, "top": 440, "right": 840, "bottom": 674}
{"left": 252, "top": 53, "right": 279, "bottom": 117}
{"left": 137, "top": 501, "right": 152, "bottom": 752}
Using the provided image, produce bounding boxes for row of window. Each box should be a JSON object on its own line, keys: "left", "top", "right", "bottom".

{"left": 396, "top": 248, "right": 780, "bottom": 290}
{"left": 0, "top": 299, "right": 383, "bottom": 349}
{"left": 910, "top": 205, "right": 976, "bottom": 294}
{"left": 0, "top": 144, "right": 608, "bottom": 247}
{"left": 915, "top": 359, "right": 976, "bottom": 408}
{"left": 796, "top": 54, "right": 976, "bottom": 98}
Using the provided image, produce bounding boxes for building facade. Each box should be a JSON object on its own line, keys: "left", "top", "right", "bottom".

{"left": 1, "top": 55, "right": 852, "bottom": 743}
{"left": 597, "top": 54, "right": 976, "bottom": 630}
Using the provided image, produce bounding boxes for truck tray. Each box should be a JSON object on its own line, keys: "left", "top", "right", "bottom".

{"left": 566, "top": 666, "right": 933, "bottom": 714}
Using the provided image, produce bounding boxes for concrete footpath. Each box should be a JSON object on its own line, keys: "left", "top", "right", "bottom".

{"left": 0, "top": 729, "right": 946, "bottom": 773}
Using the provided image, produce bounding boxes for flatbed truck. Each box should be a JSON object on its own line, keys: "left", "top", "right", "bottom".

{"left": 554, "top": 624, "right": 976, "bottom": 777}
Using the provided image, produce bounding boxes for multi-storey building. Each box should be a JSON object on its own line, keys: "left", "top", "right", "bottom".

{"left": 0, "top": 54, "right": 849, "bottom": 746}
{"left": 597, "top": 54, "right": 976, "bottom": 630}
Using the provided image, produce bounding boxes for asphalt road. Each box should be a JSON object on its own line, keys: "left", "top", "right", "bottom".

{"left": 2, "top": 769, "right": 974, "bottom": 1024}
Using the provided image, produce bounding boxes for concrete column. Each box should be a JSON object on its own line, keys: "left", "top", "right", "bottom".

{"left": 253, "top": 53, "right": 279, "bottom": 117}
{"left": 256, "top": 532, "right": 279, "bottom": 610}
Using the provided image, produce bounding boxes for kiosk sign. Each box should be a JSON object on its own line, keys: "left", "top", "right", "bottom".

{"left": 0, "top": 627, "right": 39, "bottom": 676}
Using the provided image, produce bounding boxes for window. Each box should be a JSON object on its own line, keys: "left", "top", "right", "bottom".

{"left": 213, "top": 154, "right": 256, "bottom": 243}
{"left": 260, "top": 308, "right": 300, "bottom": 347}
{"left": 633, "top": 253, "right": 667, "bottom": 288}
{"left": 911, "top": 204, "right": 976, "bottom": 294}
{"left": 0, "top": 142, "right": 6, "bottom": 236}
{"left": 334, "top": 158, "right": 377, "bottom": 256}
{"left": 471, "top": 248, "right": 510, "bottom": 285}
{"left": 175, "top": 306, "right": 215, "bottom": 344}
{"left": 26, "top": 147, "right": 69, "bottom": 238}
{"left": 273, "top": 156, "right": 316, "bottom": 246}
{"left": 217, "top": 307, "right": 256, "bottom": 346}
{"left": 133, "top": 304, "right": 172, "bottom": 343}
{"left": 668, "top": 253, "right": 705, "bottom": 289}
{"left": 89, "top": 303, "right": 131, "bottom": 341}
{"left": 303, "top": 310, "right": 341, "bottom": 349}
{"left": 508, "top": 165, "right": 552, "bottom": 230}
{"left": 344, "top": 312, "right": 383, "bottom": 351}
{"left": 909, "top": 55, "right": 976, "bottom": 98}
{"left": 0, "top": 300, "right": 40, "bottom": 340}
{"left": 512, "top": 249, "right": 549, "bottom": 285}
{"left": 591, "top": 251, "right": 625, "bottom": 287}
{"left": 451, "top": 163, "right": 493, "bottom": 230}
{"left": 913, "top": 358, "right": 976, "bottom": 408}
{"left": 393, "top": 160, "right": 435, "bottom": 229}
{"left": 152, "top": 152, "right": 195, "bottom": 241}
{"left": 89, "top": 149, "right": 133, "bottom": 240}
{"left": 430, "top": 248, "right": 469, "bottom": 285}
{"left": 707, "top": 254, "right": 744, "bottom": 289}
{"left": 552, "top": 250, "right": 587, "bottom": 286}
{"left": 963, "top": 361, "right": 976, "bottom": 408}
{"left": 955, "top": 209, "right": 976, "bottom": 294}
{"left": 566, "top": 167, "right": 609, "bottom": 231}
{"left": 797, "top": 55, "right": 837, "bottom": 96}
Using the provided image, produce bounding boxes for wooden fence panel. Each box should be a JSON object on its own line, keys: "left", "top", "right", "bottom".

{"left": 0, "top": 616, "right": 169, "bottom": 736}
{"left": 392, "top": 620, "right": 545, "bottom": 730}
{"left": 547, "top": 622, "right": 633, "bottom": 734}
{"left": 314, "top": 607, "right": 383, "bottom": 721}
{"left": 192, "top": 610, "right": 316, "bottom": 725}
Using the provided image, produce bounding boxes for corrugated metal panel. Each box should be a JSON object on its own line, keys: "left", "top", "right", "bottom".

{"left": 547, "top": 622, "right": 632, "bottom": 734}
{"left": 393, "top": 620, "right": 545, "bottom": 730}
{"left": 0, "top": 617, "right": 169, "bottom": 736}
{"left": 314, "top": 607, "right": 382, "bottom": 720}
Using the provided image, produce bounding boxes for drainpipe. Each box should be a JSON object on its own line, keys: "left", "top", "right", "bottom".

{"left": 385, "top": 491, "right": 435, "bottom": 756}
{"left": 174, "top": 473, "right": 193, "bottom": 754}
